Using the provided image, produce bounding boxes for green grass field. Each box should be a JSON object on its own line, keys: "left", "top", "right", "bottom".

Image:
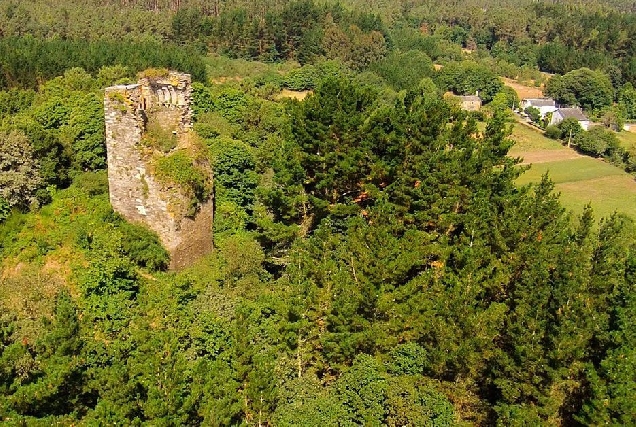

{"left": 516, "top": 157, "right": 625, "bottom": 185}
{"left": 509, "top": 122, "right": 636, "bottom": 220}
{"left": 616, "top": 130, "right": 636, "bottom": 152}
{"left": 509, "top": 122, "right": 563, "bottom": 152}
{"left": 203, "top": 55, "right": 298, "bottom": 82}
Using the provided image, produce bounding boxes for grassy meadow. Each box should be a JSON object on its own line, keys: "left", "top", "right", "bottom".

{"left": 203, "top": 55, "right": 299, "bottom": 83}
{"left": 509, "top": 122, "right": 636, "bottom": 220}
{"left": 616, "top": 128, "right": 636, "bottom": 151}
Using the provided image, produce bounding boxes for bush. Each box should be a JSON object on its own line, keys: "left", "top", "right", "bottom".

{"left": 193, "top": 122, "right": 220, "bottom": 139}
{"left": 252, "top": 71, "right": 284, "bottom": 89}
{"left": 574, "top": 127, "right": 620, "bottom": 158}
{"left": 35, "top": 188, "right": 52, "bottom": 206}
{"left": 191, "top": 82, "right": 215, "bottom": 119}
{"left": 193, "top": 112, "right": 238, "bottom": 139}
{"left": 144, "top": 115, "right": 178, "bottom": 153}
{"left": 155, "top": 150, "right": 211, "bottom": 212}
{"left": 213, "top": 87, "right": 250, "bottom": 123}
{"left": 557, "top": 117, "right": 583, "bottom": 141}
{"left": 0, "top": 197, "right": 10, "bottom": 223}
{"left": 284, "top": 65, "right": 319, "bottom": 91}
{"left": 72, "top": 171, "right": 109, "bottom": 196}
{"left": 436, "top": 60, "right": 503, "bottom": 103}
{"left": 214, "top": 200, "right": 249, "bottom": 238}
{"left": 369, "top": 50, "right": 434, "bottom": 91}
{"left": 544, "top": 125, "right": 562, "bottom": 140}
{"left": 469, "top": 110, "right": 486, "bottom": 121}
{"left": 525, "top": 106, "right": 541, "bottom": 124}
{"left": 119, "top": 222, "right": 170, "bottom": 270}
{"left": 79, "top": 257, "right": 139, "bottom": 297}
{"left": 211, "top": 138, "right": 259, "bottom": 209}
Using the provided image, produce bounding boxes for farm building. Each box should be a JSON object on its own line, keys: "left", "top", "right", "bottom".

{"left": 520, "top": 98, "right": 557, "bottom": 118}
{"left": 458, "top": 95, "right": 482, "bottom": 111}
{"left": 549, "top": 108, "right": 590, "bottom": 130}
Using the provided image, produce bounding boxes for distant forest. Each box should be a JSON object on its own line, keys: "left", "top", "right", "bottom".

{"left": 2, "top": 0, "right": 636, "bottom": 84}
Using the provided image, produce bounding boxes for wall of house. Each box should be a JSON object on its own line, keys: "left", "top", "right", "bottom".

{"left": 538, "top": 105, "right": 557, "bottom": 117}
{"left": 461, "top": 100, "right": 481, "bottom": 111}
{"left": 521, "top": 100, "right": 556, "bottom": 118}
{"left": 104, "top": 73, "right": 213, "bottom": 269}
{"left": 549, "top": 112, "right": 564, "bottom": 127}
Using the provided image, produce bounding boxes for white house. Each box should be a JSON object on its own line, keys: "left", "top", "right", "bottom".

{"left": 520, "top": 98, "right": 557, "bottom": 118}
{"left": 549, "top": 108, "right": 590, "bottom": 130}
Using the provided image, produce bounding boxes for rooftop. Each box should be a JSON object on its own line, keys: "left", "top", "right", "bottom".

{"left": 557, "top": 108, "right": 589, "bottom": 121}
{"left": 459, "top": 95, "right": 481, "bottom": 102}
{"left": 523, "top": 98, "right": 556, "bottom": 107}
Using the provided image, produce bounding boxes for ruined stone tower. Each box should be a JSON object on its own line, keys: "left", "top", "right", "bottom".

{"left": 104, "top": 71, "right": 213, "bottom": 269}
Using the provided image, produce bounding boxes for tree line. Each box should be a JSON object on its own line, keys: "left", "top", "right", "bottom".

{"left": 5, "top": 0, "right": 636, "bottom": 86}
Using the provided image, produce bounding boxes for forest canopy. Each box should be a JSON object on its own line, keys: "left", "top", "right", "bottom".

{"left": 2, "top": 0, "right": 636, "bottom": 425}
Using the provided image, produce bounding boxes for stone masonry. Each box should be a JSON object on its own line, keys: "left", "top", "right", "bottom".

{"left": 104, "top": 72, "right": 213, "bottom": 270}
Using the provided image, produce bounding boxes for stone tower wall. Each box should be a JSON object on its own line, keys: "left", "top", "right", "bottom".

{"left": 104, "top": 72, "right": 213, "bottom": 270}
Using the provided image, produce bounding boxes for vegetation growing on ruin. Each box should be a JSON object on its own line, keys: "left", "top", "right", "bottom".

{"left": 154, "top": 150, "right": 212, "bottom": 216}
{"left": 143, "top": 114, "right": 179, "bottom": 153}
{"left": 106, "top": 91, "right": 131, "bottom": 113}
{"left": 137, "top": 67, "right": 170, "bottom": 80}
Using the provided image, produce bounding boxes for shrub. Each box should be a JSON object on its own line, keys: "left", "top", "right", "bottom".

{"left": 369, "top": 50, "right": 435, "bottom": 91}
{"left": 155, "top": 150, "right": 211, "bottom": 214}
{"left": 0, "top": 130, "right": 42, "bottom": 209}
{"left": 469, "top": 110, "right": 486, "bottom": 121}
{"left": 525, "top": 106, "right": 541, "bottom": 124}
{"left": 211, "top": 138, "right": 259, "bottom": 209}
{"left": 252, "top": 71, "right": 284, "bottom": 89}
{"left": 214, "top": 200, "right": 249, "bottom": 238}
{"left": 79, "top": 257, "right": 139, "bottom": 297}
{"left": 284, "top": 65, "right": 319, "bottom": 91}
{"left": 193, "top": 123, "right": 220, "bottom": 139}
{"left": 72, "top": 171, "right": 109, "bottom": 196}
{"left": 0, "top": 197, "right": 10, "bottom": 223}
{"left": 574, "top": 127, "right": 620, "bottom": 158}
{"left": 156, "top": 151, "right": 206, "bottom": 190}
{"left": 544, "top": 125, "right": 562, "bottom": 140}
{"left": 144, "top": 115, "right": 178, "bottom": 152}
{"left": 557, "top": 117, "right": 583, "bottom": 141}
{"left": 191, "top": 82, "right": 215, "bottom": 119}
{"left": 119, "top": 222, "right": 170, "bottom": 270}
{"left": 213, "top": 87, "right": 250, "bottom": 123}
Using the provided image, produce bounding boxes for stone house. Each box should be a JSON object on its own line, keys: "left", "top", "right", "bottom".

{"left": 458, "top": 95, "right": 482, "bottom": 111}
{"left": 549, "top": 108, "right": 590, "bottom": 130}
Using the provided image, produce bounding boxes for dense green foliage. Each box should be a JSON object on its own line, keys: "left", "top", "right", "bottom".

{"left": 4, "top": 70, "right": 636, "bottom": 424}
{"left": 437, "top": 61, "right": 503, "bottom": 103}
{"left": 1, "top": 0, "right": 636, "bottom": 81}
{"left": 545, "top": 68, "right": 615, "bottom": 112}
{"left": 0, "top": 37, "right": 206, "bottom": 90}
{"left": 0, "top": 130, "right": 41, "bottom": 209}
{"left": 4, "top": 0, "right": 636, "bottom": 89}
{"left": 3, "top": 0, "right": 636, "bottom": 424}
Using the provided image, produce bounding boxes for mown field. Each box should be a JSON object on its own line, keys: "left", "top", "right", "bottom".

{"left": 617, "top": 128, "right": 636, "bottom": 151}
{"left": 509, "top": 122, "right": 636, "bottom": 220}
